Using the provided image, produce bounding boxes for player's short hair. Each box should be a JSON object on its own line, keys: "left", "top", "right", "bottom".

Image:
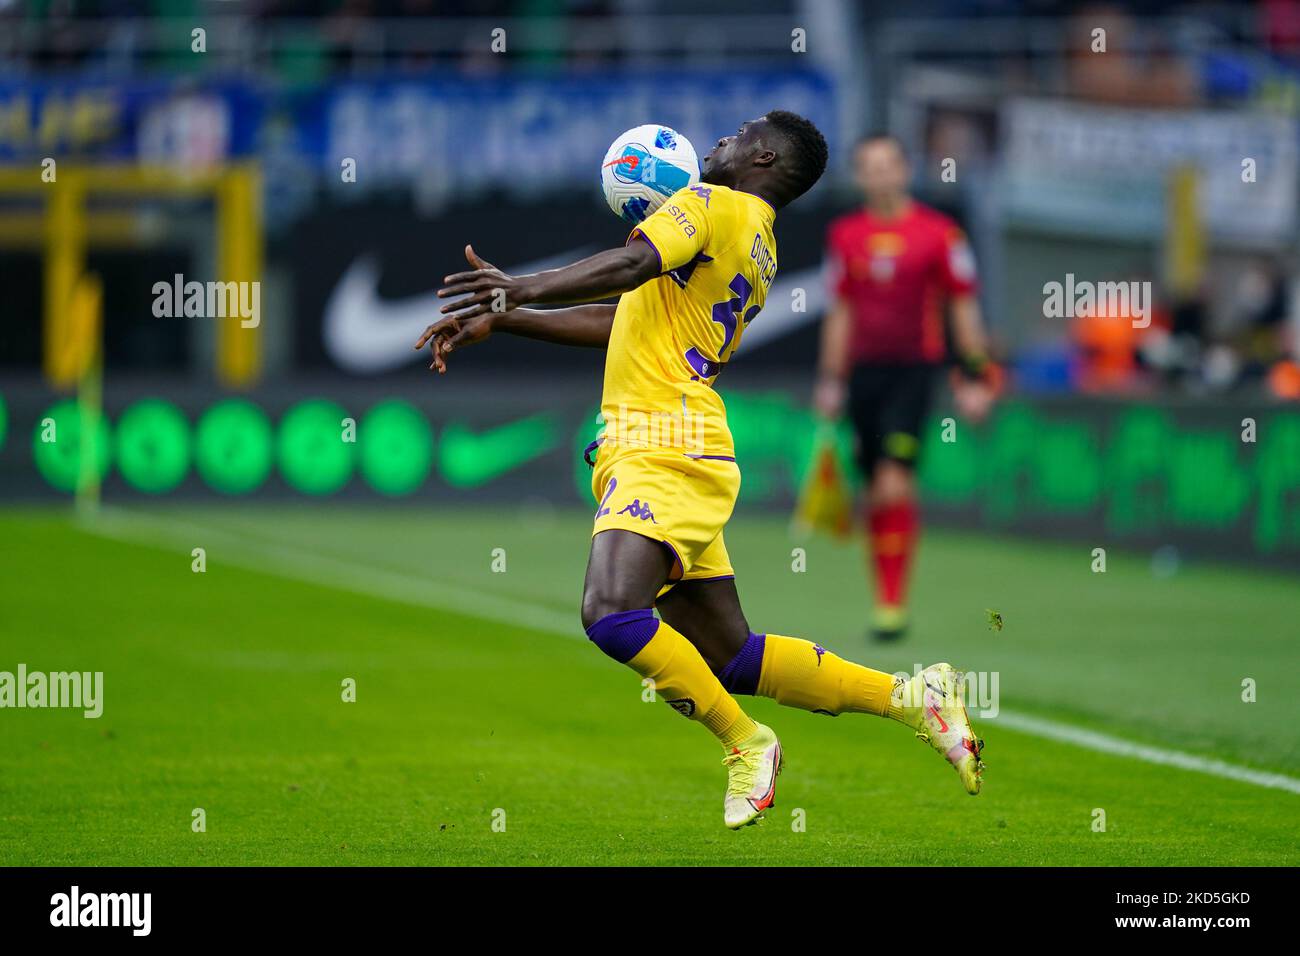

{"left": 765, "top": 109, "right": 828, "bottom": 203}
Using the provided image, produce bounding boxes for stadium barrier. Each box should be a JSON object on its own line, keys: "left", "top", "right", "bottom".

{"left": 1, "top": 379, "right": 1296, "bottom": 565}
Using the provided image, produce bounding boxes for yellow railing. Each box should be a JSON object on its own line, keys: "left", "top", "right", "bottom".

{"left": 0, "top": 163, "right": 263, "bottom": 389}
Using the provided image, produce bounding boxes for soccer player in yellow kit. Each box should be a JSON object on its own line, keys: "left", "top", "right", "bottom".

{"left": 417, "top": 112, "right": 983, "bottom": 829}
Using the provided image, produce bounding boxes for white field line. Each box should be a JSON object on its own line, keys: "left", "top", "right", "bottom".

{"left": 84, "top": 507, "right": 1300, "bottom": 797}
{"left": 994, "top": 711, "right": 1300, "bottom": 795}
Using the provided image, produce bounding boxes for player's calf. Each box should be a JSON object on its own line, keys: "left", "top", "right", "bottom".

{"left": 584, "top": 608, "right": 760, "bottom": 748}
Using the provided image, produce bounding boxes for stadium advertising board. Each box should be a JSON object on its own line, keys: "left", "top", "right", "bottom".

{"left": 283, "top": 197, "right": 831, "bottom": 374}
{"left": 0, "top": 78, "right": 261, "bottom": 163}
{"left": 2, "top": 385, "right": 1297, "bottom": 563}
{"left": 0, "top": 69, "right": 832, "bottom": 198}
{"left": 289, "top": 69, "right": 836, "bottom": 199}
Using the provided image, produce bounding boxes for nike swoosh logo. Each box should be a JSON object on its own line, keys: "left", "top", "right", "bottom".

{"left": 439, "top": 414, "right": 559, "bottom": 488}
{"left": 603, "top": 155, "right": 639, "bottom": 170}
{"left": 927, "top": 706, "right": 949, "bottom": 733}
{"left": 322, "top": 248, "right": 597, "bottom": 374}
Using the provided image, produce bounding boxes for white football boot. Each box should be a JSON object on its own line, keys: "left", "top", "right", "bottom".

{"left": 722, "top": 723, "right": 783, "bottom": 829}
{"left": 893, "top": 663, "right": 985, "bottom": 794}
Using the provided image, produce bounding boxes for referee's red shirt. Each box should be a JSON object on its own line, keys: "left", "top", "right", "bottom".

{"left": 825, "top": 202, "right": 978, "bottom": 365}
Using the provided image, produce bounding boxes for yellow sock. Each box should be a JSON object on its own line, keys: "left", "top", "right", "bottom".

{"left": 756, "top": 634, "right": 898, "bottom": 718}
{"left": 627, "top": 620, "right": 758, "bottom": 749}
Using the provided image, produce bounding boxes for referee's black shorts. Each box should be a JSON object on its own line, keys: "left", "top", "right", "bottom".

{"left": 845, "top": 362, "right": 941, "bottom": 473}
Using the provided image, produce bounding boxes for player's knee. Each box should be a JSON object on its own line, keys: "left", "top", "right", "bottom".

{"left": 581, "top": 583, "right": 638, "bottom": 632}
{"left": 583, "top": 606, "right": 659, "bottom": 664}
{"left": 715, "top": 631, "right": 767, "bottom": 696}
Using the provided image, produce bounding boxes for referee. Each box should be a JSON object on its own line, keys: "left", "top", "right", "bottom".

{"left": 816, "top": 133, "right": 996, "bottom": 640}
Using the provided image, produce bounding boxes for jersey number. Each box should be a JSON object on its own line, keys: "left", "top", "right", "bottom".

{"left": 710, "top": 273, "right": 762, "bottom": 356}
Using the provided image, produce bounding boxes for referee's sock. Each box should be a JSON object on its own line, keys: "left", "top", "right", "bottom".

{"left": 869, "top": 498, "right": 918, "bottom": 609}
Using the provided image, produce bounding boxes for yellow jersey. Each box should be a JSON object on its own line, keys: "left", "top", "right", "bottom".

{"left": 600, "top": 183, "right": 778, "bottom": 461}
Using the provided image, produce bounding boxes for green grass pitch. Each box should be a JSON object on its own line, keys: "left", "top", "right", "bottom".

{"left": 1, "top": 504, "right": 1297, "bottom": 866}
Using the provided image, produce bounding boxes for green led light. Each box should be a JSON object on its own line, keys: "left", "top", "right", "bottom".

{"left": 1256, "top": 414, "right": 1300, "bottom": 550}
{"left": 360, "top": 400, "right": 433, "bottom": 496}
{"left": 439, "top": 413, "right": 558, "bottom": 489}
{"left": 116, "top": 399, "right": 191, "bottom": 494}
{"left": 195, "top": 399, "right": 273, "bottom": 495}
{"left": 32, "top": 398, "right": 112, "bottom": 493}
{"left": 277, "top": 399, "right": 354, "bottom": 495}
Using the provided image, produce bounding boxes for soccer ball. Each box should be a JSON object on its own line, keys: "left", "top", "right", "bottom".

{"left": 600, "top": 125, "right": 700, "bottom": 224}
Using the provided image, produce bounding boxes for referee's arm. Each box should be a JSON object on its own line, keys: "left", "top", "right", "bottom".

{"left": 814, "top": 296, "right": 852, "bottom": 419}
{"left": 950, "top": 293, "right": 990, "bottom": 374}
{"left": 949, "top": 293, "right": 997, "bottom": 422}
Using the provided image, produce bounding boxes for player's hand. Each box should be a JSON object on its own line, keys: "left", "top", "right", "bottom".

{"left": 413, "top": 312, "right": 496, "bottom": 373}
{"left": 813, "top": 376, "right": 846, "bottom": 420}
{"left": 436, "top": 244, "right": 533, "bottom": 321}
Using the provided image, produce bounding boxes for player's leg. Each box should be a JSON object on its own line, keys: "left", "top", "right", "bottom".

{"left": 659, "top": 576, "right": 984, "bottom": 795}
{"left": 654, "top": 576, "right": 750, "bottom": 674}
{"left": 581, "top": 528, "right": 753, "bottom": 747}
{"left": 659, "top": 577, "right": 896, "bottom": 717}
{"left": 581, "top": 529, "right": 779, "bottom": 827}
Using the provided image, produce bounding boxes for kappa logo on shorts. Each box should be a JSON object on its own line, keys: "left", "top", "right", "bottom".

{"left": 617, "top": 498, "right": 657, "bottom": 523}
{"left": 666, "top": 697, "right": 696, "bottom": 717}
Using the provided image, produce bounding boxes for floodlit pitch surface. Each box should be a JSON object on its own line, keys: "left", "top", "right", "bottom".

{"left": 1, "top": 505, "right": 1296, "bottom": 866}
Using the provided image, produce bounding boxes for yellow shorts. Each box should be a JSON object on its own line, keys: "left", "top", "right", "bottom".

{"left": 590, "top": 445, "right": 740, "bottom": 587}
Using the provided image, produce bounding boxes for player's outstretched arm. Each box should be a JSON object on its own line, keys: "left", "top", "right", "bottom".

{"left": 436, "top": 240, "right": 659, "bottom": 319}
{"left": 414, "top": 303, "right": 615, "bottom": 373}
{"left": 415, "top": 245, "right": 627, "bottom": 372}
{"left": 416, "top": 240, "right": 644, "bottom": 369}
{"left": 496, "top": 305, "right": 617, "bottom": 347}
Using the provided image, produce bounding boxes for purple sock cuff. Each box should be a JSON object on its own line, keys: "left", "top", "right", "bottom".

{"left": 585, "top": 608, "right": 661, "bottom": 664}
{"left": 718, "top": 632, "right": 766, "bottom": 695}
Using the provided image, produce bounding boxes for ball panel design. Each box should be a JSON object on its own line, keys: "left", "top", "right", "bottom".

{"left": 600, "top": 125, "right": 700, "bottom": 224}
